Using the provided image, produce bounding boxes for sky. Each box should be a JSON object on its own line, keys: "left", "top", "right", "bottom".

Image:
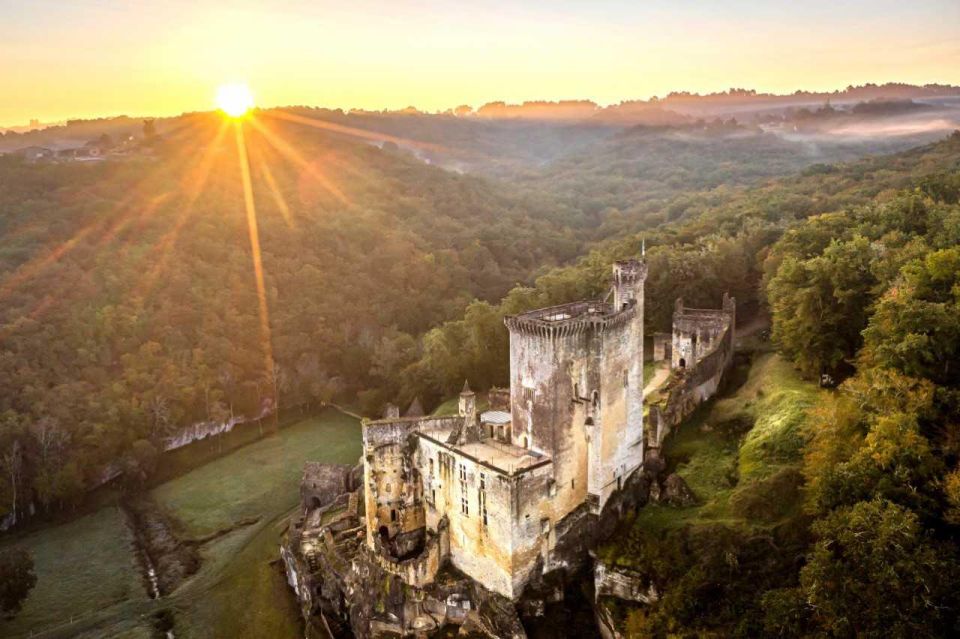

{"left": 2, "top": 0, "right": 959, "bottom": 126}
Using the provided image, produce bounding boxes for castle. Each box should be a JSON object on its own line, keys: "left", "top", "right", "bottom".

{"left": 282, "top": 258, "right": 737, "bottom": 637}
{"left": 360, "top": 259, "right": 648, "bottom": 598}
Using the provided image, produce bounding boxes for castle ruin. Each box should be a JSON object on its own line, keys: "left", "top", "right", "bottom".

{"left": 361, "top": 258, "right": 647, "bottom": 599}
{"left": 281, "top": 259, "right": 738, "bottom": 637}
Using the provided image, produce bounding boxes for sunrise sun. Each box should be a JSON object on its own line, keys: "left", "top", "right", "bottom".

{"left": 216, "top": 83, "right": 254, "bottom": 117}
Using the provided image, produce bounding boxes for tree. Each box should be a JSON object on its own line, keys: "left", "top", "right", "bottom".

{"left": 768, "top": 236, "right": 878, "bottom": 378}
{"left": 861, "top": 247, "right": 960, "bottom": 386}
{"left": 798, "top": 499, "right": 958, "bottom": 637}
{"left": 1, "top": 439, "right": 24, "bottom": 526}
{"left": 0, "top": 547, "right": 36, "bottom": 618}
{"left": 124, "top": 439, "right": 158, "bottom": 486}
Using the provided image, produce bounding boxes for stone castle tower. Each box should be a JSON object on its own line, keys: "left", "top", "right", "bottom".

{"left": 505, "top": 258, "right": 646, "bottom": 514}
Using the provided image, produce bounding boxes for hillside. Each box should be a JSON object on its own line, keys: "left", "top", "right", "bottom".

{"left": 405, "top": 132, "right": 960, "bottom": 400}
{"left": 594, "top": 159, "right": 960, "bottom": 636}
{"left": 0, "top": 113, "right": 579, "bottom": 516}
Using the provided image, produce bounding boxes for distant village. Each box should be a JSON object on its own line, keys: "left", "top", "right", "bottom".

{"left": 0, "top": 119, "right": 161, "bottom": 163}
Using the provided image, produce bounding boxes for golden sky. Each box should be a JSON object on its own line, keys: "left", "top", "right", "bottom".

{"left": 2, "top": 0, "right": 959, "bottom": 125}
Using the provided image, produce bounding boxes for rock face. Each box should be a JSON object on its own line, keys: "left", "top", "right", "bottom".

{"left": 283, "top": 460, "right": 656, "bottom": 638}
{"left": 662, "top": 473, "right": 697, "bottom": 507}
{"left": 594, "top": 563, "right": 660, "bottom": 605}
{"left": 282, "top": 462, "right": 527, "bottom": 638}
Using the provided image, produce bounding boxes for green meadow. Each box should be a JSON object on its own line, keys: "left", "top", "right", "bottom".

{"left": 0, "top": 408, "right": 361, "bottom": 639}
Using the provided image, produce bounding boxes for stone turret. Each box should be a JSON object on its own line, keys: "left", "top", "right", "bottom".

{"left": 612, "top": 259, "right": 646, "bottom": 311}
{"left": 458, "top": 380, "right": 476, "bottom": 422}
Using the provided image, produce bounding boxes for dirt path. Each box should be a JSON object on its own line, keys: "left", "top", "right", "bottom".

{"left": 644, "top": 365, "right": 671, "bottom": 398}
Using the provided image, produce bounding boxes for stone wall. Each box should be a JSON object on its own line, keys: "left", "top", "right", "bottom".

{"left": 362, "top": 416, "right": 460, "bottom": 551}
{"left": 649, "top": 295, "right": 735, "bottom": 447}
{"left": 370, "top": 519, "right": 450, "bottom": 588}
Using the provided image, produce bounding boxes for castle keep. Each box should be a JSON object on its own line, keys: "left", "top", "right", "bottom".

{"left": 360, "top": 259, "right": 647, "bottom": 598}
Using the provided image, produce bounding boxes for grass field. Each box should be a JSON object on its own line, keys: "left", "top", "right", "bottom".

{"left": 156, "top": 407, "right": 361, "bottom": 638}
{"left": 0, "top": 505, "right": 149, "bottom": 638}
{"left": 638, "top": 353, "right": 818, "bottom": 530}
{"left": 153, "top": 407, "right": 361, "bottom": 537}
{"left": 0, "top": 407, "right": 361, "bottom": 639}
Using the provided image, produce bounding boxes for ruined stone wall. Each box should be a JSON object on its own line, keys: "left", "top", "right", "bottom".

{"left": 671, "top": 294, "right": 735, "bottom": 371}
{"left": 651, "top": 296, "right": 735, "bottom": 446}
{"left": 652, "top": 333, "right": 671, "bottom": 362}
{"left": 370, "top": 522, "right": 450, "bottom": 588}
{"left": 362, "top": 416, "right": 460, "bottom": 550}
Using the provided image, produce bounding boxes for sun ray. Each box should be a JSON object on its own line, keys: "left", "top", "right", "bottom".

{"left": 133, "top": 119, "right": 230, "bottom": 299}
{"left": 235, "top": 120, "right": 276, "bottom": 378}
{"left": 255, "top": 152, "right": 296, "bottom": 229}
{"left": 0, "top": 122, "right": 208, "bottom": 304}
{"left": 248, "top": 116, "right": 350, "bottom": 205}
{"left": 265, "top": 110, "right": 447, "bottom": 154}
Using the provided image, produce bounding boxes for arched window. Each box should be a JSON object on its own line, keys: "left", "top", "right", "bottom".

{"left": 523, "top": 436, "right": 528, "bottom": 449}
{"left": 679, "top": 358, "right": 686, "bottom": 369}
{"left": 592, "top": 391, "right": 600, "bottom": 408}
{"left": 390, "top": 509, "right": 397, "bottom": 522}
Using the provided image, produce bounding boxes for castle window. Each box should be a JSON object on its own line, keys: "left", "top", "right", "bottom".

{"left": 479, "top": 488, "right": 488, "bottom": 527}
{"left": 458, "top": 464, "right": 467, "bottom": 482}
{"left": 571, "top": 479, "right": 575, "bottom": 490}
{"left": 479, "top": 472, "right": 486, "bottom": 490}
{"left": 574, "top": 383, "right": 579, "bottom": 398}
{"left": 385, "top": 483, "right": 391, "bottom": 494}
{"left": 523, "top": 436, "right": 528, "bottom": 449}
{"left": 461, "top": 492, "right": 469, "bottom": 516}
{"left": 623, "top": 370, "right": 629, "bottom": 387}
{"left": 429, "top": 458, "right": 434, "bottom": 474}
{"left": 390, "top": 509, "right": 397, "bottom": 522}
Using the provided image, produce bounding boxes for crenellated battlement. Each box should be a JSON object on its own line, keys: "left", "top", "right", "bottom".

{"left": 504, "top": 300, "right": 637, "bottom": 337}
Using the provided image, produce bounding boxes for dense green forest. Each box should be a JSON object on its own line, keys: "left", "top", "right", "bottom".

{"left": 0, "top": 114, "right": 582, "bottom": 516}
{"left": 588, "top": 168, "right": 960, "bottom": 637}
{"left": 407, "top": 133, "right": 960, "bottom": 395}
